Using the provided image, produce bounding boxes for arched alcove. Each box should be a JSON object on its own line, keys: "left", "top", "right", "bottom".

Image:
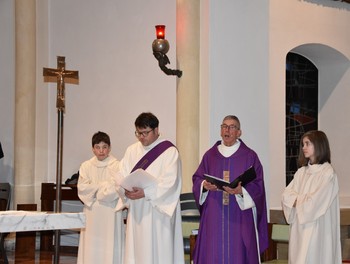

{"left": 285, "top": 44, "right": 350, "bottom": 188}
{"left": 291, "top": 44, "right": 350, "bottom": 108}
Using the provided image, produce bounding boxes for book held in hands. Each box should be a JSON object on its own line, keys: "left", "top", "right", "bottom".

{"left": 204, "top": 166, "right": 256, "bottom": 191}
{"left": 120, "top": 168, "right": 157, "bottom": 191}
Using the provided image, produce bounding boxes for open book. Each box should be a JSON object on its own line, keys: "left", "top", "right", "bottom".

{"left": 120, "top": 168, "right": 157, "bottom": 191}
{"left": 204, "top": 166, "right": 256, "bottom": 190}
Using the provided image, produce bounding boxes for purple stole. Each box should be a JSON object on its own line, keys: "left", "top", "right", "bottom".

{"left": 130, "top": 140, "right": 175, "bottom": 173}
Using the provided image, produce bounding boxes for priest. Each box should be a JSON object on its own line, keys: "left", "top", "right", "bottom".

{"left": 192, "top": 115, "right": 268, "bottom": 264}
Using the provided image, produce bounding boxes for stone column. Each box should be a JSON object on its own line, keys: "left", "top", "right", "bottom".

{"left": 176, "top": 1, "right": 200, "bottom": 193}
{"left": 14, "top": 0, "right": 36, "bottom": 205}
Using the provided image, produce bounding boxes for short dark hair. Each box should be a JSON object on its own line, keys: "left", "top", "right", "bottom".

{"left": 92, "top": 131, "right": 110, "bottom": 147}
{"left": 298, "top": 130, "right": 331, "bottom": 167}
{"left": 135, "top": 112, "right": 159, "bottom": 129}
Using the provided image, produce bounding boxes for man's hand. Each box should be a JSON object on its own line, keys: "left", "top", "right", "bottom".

{"left": 125, "top": 187, "right": 145, "bottom": 200}
{"left": 203, "top": 180, "right": 219, "bottom": 191}
{"left": 223, "top": 182, "right": 243, "bottom": 195}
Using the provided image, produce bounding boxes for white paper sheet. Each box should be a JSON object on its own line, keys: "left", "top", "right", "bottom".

{"left": 120, "top": 168, "right": 157, "bottom": 191}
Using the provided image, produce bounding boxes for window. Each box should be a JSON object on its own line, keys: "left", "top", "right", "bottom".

{"left": 285, "top": 52, "right": 318, "bottom": 185}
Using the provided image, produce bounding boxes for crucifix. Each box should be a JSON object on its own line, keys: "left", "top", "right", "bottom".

{"left": 43, "top": 56, "right": 79, "bottom": 264}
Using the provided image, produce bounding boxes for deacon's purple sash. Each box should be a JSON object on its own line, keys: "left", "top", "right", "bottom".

{"left": 130, "top": 140, "right": 175, "bottom": 173}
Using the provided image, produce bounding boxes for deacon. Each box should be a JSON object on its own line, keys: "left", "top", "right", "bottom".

{"left": 116, "top": 112, "right": 184, "bottom": 264}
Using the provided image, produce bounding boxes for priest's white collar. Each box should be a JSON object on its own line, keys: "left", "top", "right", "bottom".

{"left": 218, "top": 140, "right": 241, "bottom": 157}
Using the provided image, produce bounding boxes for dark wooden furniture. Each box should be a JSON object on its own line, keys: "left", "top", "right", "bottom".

{"left": 180, "top": 192, "right": 200, "bottom": 260}
{"left": 40, "top": 183, "right": 82, "bottom": 252}
{"left": 260, "top": 223, "right": 276, "bottom": 262}
{"left": 15, "top": 204, "right": 37, "bottom": 261}
{"left": 189, "top": 234, "right": 197, "bottom": 262}
{"left": 0, "top": 183, "right": 11, "bottom": 264}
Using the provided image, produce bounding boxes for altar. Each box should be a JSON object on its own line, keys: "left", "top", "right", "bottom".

{"left": 0, "top": 210, "right": 85, "bottom": 262}
{"left": 0, "top": 211, "right": 85, "bottom": 233}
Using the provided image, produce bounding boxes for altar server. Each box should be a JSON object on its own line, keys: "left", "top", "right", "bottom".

{"left": 282, "top": 130, "right": 342, "bottom": 264}
{"left": 77, "top": 131, "right": 124, "bottom": 264}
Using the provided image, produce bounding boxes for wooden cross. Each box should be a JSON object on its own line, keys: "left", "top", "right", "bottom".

{"left": 43, "top": 56, "right": 79, "bottom": 264}
{"left": 43, "top": 56, "right": 79, "bottom": 111}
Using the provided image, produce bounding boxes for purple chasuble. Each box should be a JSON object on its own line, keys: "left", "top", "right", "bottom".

{"left": 192, "top": 140, "right": 268, "bottom": 264}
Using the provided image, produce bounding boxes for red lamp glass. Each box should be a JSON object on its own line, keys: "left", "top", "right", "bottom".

{"left": 155, "top": 25, "right": 166, "bottom": 39}
{"left": 152, "top": 24, "right": 182, "bottom": 78}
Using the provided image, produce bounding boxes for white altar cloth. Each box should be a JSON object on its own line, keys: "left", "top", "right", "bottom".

{"left": 0, "top": 211, "right": 85, "bottom": 232}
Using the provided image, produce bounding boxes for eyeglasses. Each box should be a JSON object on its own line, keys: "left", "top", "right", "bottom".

{"left": 220, "top": 124, "right": 239, "bottom": 131}
{"left": 135, "top": 129, "right": 154, "bottom": 138}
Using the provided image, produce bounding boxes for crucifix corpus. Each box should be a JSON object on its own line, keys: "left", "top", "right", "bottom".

{"left": 43, "top": 56, "right": 79, "bottom": 264}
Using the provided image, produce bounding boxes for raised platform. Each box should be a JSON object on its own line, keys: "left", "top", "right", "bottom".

{"left": 269, "top": 208, "right": 350, "bottom": 261}
{"left": 270, "top": 207, "right": 350, "bottom": 225}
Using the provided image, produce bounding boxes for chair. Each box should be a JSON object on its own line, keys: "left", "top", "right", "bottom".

{"left": 261, "top": 223, "right": 289, "bottom": 264}
{"left": 180, "top": 192, "right": 200, "bottom": 260}
{"left": 180, "top": 192, "right": 200, "bottom": 221}
{"left": 0, "top": 183, "right": 11, "bottom": 264}
{"left": 0, "top": 183, "right": 10, "bottom": 211}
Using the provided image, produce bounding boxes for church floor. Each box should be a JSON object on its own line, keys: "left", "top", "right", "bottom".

{"left": 3, "top": 250, "right": 191, "bottom": 264}
{"left": 2, "top": 235, "right": 191, "bottom": 264}
{"left": 3, "top": 250, "right": 77, "bottom": 264}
